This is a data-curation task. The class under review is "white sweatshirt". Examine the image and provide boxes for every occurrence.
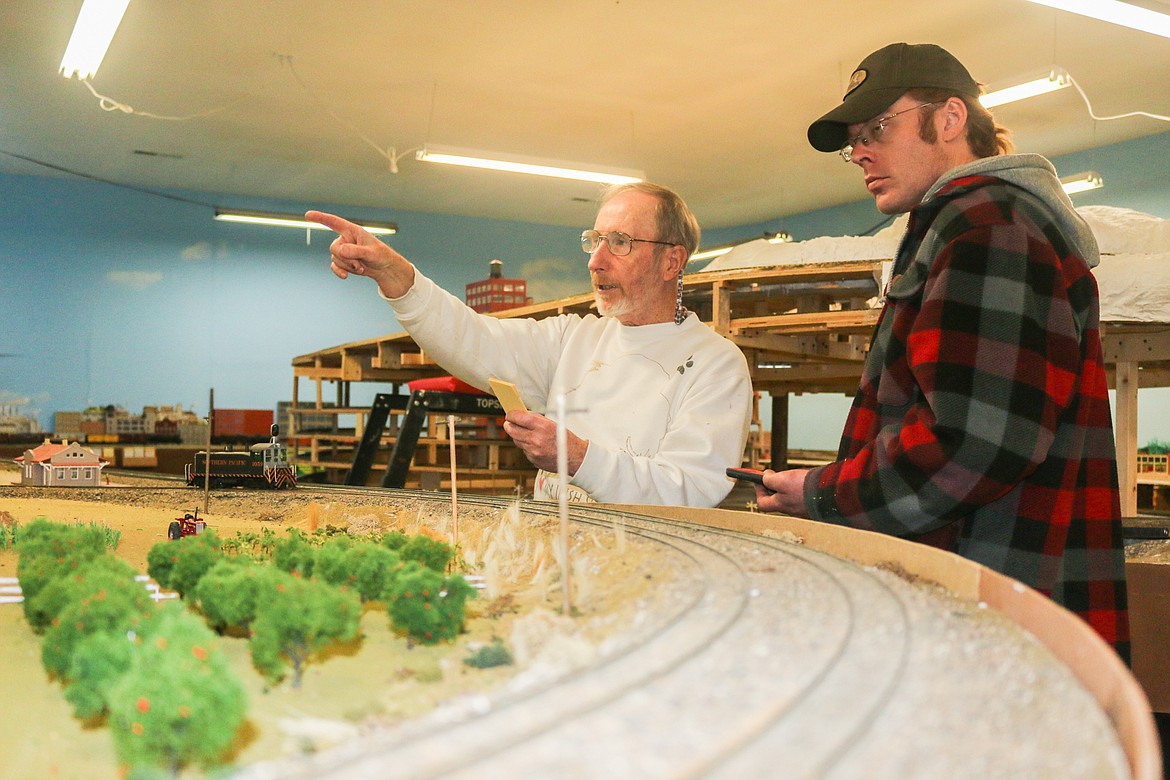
[387,272,752,507]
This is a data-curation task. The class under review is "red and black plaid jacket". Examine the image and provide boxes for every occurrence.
[805,174,1129,658]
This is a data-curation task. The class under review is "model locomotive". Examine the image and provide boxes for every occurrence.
[185,424,296,489]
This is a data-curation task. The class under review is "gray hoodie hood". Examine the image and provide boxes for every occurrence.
[922,153,1101,268]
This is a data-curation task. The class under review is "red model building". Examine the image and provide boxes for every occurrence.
[465,259,528,313]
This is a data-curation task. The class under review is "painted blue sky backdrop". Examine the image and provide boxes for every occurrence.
[3,129,1170,450]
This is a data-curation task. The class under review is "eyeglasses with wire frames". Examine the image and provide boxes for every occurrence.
[838,101,945,162]
[581,230,678,257]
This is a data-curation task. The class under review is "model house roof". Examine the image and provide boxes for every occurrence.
[15,440,106,467]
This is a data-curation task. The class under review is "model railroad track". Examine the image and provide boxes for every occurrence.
[234,489,915,780]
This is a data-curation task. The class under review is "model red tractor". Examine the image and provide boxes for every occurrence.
[168,509,207,541]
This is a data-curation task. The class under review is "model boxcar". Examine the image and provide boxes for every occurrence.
[185,425,296,489]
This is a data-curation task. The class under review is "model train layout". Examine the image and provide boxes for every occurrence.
[184,424,296,489]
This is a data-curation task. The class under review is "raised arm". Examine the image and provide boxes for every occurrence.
[304,210,416,299]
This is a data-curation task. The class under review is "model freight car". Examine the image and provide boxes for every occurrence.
[185,424,296,489]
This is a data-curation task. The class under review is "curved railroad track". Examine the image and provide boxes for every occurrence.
[234,490,947,780]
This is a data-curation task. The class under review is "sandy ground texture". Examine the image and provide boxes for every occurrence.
[0,472,675,780]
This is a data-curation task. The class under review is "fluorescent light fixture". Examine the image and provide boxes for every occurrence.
[980,69,1070,108]
[691,232,792,262]
[1024,0,1170,39]
[416,145,643,185]
[59,0,132,79]
[214,209,397,235]
[1060,171,1104,195]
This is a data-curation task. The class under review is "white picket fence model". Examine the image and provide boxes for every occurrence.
[0,575,177,605]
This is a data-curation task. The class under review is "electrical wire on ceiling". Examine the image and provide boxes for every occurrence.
[77,60,283,122]
[1063,71,1170,123]
[68,52,417,173]
[279,55,417,173]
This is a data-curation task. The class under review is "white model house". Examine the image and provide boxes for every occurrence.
[15,439,108,487]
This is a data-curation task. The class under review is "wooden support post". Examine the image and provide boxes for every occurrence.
[1115,361,1139,518]
[448,414,459,550]
[770,392,789,471]
[713,280,731,336]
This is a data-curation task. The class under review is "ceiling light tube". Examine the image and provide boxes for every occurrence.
[691,232,792,262]
[1060,171,1104,195]
[980,68,1070,108]
[214,209,397,235]
[1024,0,1170,40]
[59,0,132,80]
[416,145,643,185]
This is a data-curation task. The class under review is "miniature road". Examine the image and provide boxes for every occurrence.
[238,498,921,780]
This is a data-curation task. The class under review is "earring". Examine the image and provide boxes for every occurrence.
[674,270,687,325]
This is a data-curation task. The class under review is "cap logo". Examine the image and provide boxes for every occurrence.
[844,68,868,98]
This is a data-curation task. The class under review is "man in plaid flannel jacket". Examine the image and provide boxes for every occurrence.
[756,42,1128,658]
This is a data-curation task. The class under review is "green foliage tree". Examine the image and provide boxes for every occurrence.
[312,534,357,587]
[400,534,454,573]
[272,528,316,577]
[106,604,247,777]
[146,532,223,598]
[17,519,113,631]
[64,629,140,720]
[249,570,360,687]
[345,543,403,602]
[27,554,139,634]
[193,558,267,634]
[380,529,409,551]
[386,561,476,645]
[39,557,155,679]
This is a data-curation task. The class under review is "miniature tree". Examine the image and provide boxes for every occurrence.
[312,534,357,587]
[146,532,223,598]
[400,534,455,573]
[249,570,360,687]
[106,604,247,777]
[380,529,410,552]
[17,519,113,631]
[345,543,403,602]
[193,558,267,634]
[64,629,140,720]
[39,556,155,679]
[386,561,476,645]
[26,553,139,635]
[272,528,316,577]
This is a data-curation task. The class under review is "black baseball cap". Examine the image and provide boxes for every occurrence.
[807,42,981,153]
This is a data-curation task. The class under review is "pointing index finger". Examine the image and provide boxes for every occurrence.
[305,210,362,239]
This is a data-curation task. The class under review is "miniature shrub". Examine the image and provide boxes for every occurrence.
[65,628,141,720]
[193,558,267,634]
[312,535,357,587]
[40,557,155,680]
[272,528,316,577]
[464,638,513,669]
[249,570,360,688]
[28,555,143,638]
[17,519,111,630]
[345,544,403,602]
[107,604,247,776]
[386,561,476,645]
[146,532,222,598]
[400,535,454,573]
[89,521,122,550]
[380,529,409,551]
